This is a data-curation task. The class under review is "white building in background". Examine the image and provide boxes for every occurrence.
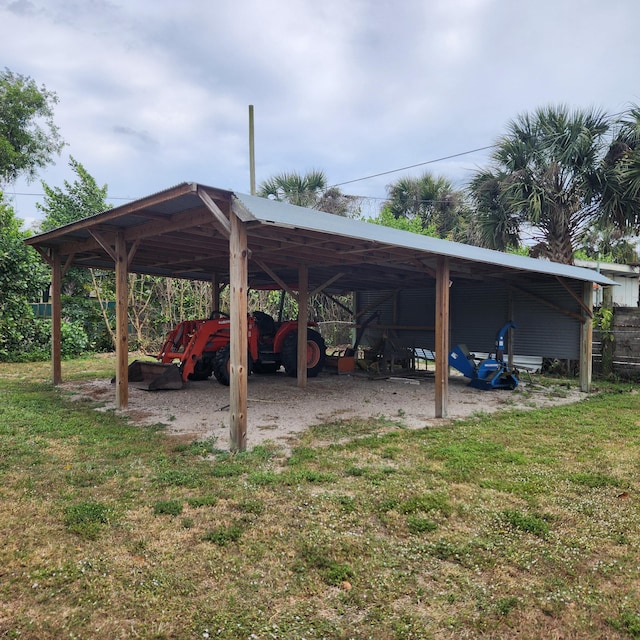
[575,260,640,307]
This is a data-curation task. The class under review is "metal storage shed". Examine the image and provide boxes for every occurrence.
[25,182,614,451]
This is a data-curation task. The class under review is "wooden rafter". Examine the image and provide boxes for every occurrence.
[555,276,593,319]
[198,186,231,237]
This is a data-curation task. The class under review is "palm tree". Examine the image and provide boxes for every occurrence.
[469,105,613,264]
[600,105,640,233]
[258,170,328,208]
[384,172,471,241]
[258,170,358,217]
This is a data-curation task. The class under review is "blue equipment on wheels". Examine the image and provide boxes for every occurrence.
[448,322,519,390]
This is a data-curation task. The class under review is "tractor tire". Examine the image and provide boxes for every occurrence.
[213,345,253,386]
[187,358,214,381]
[281,329,325,378]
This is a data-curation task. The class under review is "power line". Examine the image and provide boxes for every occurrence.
[329,144,496,188]
[0,142,508,204]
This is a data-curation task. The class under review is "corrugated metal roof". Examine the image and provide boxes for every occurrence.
[24,181,615,288]
[233,192,614,287]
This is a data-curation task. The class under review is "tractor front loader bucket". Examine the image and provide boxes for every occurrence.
[126,360,184,391]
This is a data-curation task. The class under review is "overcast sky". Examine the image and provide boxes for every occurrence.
[2,0,639,229]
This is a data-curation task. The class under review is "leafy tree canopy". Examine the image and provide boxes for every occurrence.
[381,172,476,242]
[369,205,438,236]
[0,192,49,359]
[37,157,111,296]
[0,68,64,185]
[37,156,110,231]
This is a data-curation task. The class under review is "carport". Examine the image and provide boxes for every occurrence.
[26,182,613,451]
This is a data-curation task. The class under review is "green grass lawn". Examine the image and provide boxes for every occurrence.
[1,356,640,639]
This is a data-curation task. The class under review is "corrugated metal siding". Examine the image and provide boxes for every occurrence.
[510,282,581,359]
[450,283,510,352]
[357,289,436,350]
[358,280,584,360]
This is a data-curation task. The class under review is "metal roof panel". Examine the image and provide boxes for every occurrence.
[233,192,614,286]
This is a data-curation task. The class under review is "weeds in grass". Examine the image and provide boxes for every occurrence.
[407,515,438,534]
[63,500,111,539]
[609,609,640,637]
[202,524,244,546]
[153,499,183,516]
[501,509,552,538]
[187,495,218,508]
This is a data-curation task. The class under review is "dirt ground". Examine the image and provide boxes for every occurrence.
[61,367,587,452]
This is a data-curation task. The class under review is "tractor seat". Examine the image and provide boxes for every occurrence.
[252,311,276,338]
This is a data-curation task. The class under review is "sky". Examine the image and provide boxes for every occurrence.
[2,0,639,230]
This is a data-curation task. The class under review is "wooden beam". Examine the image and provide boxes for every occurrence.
[323,292,354,317]
[253,258,299,302]
[27,182,198,242]
[61,253,76,278]
[435,257,450,418]
[231,195,255,222]
[356,324,435,331]
[297,263,309,389]
[58,207,224,258]
[309,272,344,296]
[555,276,593,319]
[115,231,129,409]
[51,249,62,385]
[198,186,231,238]
[127,239,141,267]
[34,246,53,266]
[580,281,593,393]
[88,230,117,262]
[229,210,248,452]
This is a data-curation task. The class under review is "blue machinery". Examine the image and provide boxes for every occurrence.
[448,322,519,390]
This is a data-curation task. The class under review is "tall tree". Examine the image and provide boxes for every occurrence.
[469,105,616,264]
[0,68,64,185]
[258,170,359,216]
[0,193,49,359]
[383,172,473,241]
[37,156,110,231]
[599,105,640,234]
[37,157,111,296]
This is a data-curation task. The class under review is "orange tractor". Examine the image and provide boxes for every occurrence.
[129,310,326,389]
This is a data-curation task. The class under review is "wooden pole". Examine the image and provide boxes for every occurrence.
[297,263,309,389]
[435,257,450,418]
[580,281,594,393]
[507,292,515,370]
[115,231,129,409]
[229,210,249,452]
[51,249,62,385]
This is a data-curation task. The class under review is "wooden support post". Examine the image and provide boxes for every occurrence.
[297,264,309,389]
[580,281,594,393]
[229,211,249,452]
[115,231,129,409]
[507,292,515,370]
[435,257,450,418]
[51,249,62,385]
